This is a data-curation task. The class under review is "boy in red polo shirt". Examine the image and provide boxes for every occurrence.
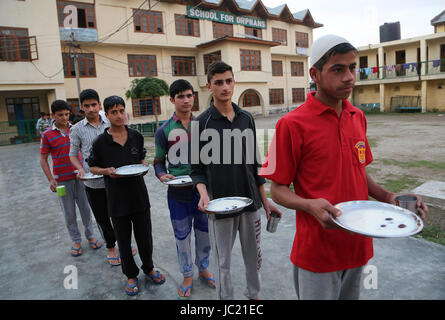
[40,100,101,257]
[260,34,428,300]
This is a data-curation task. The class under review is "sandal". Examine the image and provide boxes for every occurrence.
[107,254,121,266]
[71,245,83,257]
[177,284,192,300]
[88,239,103,250]
[199,272,216,288]
[146,270,166,285]
[125,278,139,296]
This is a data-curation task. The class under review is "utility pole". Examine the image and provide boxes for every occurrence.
[69,32,82,109]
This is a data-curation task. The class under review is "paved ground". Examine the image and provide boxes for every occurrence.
[0,115,444,300]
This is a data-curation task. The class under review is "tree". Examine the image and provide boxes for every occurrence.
[125,76,169,127]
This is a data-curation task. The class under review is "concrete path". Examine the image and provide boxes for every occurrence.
[0,143,444,300]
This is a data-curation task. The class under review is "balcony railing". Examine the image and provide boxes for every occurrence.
[357,59,445,81]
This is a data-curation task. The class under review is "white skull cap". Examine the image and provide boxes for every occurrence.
[310,34,351,67]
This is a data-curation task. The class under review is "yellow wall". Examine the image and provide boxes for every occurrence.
[427,80,445,111]
[426,38,445,61]
[357,49,379,67]
[384,82,422,112]
[353,85,380,106]
[0,0,64,86]
[435,24,445,33]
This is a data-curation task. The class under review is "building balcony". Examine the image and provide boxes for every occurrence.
[356,59,445,83]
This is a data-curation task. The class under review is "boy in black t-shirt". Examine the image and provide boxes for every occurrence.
[88,95,165,296]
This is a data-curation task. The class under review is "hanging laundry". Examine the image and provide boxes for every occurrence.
[365,67,371,76]
[402,63,410,70]
[372,67,378,73]
[395,64,402,72]
[432,60,440,68]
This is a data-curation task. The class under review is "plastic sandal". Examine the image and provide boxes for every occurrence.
[125,278,139,296]
[107,254,121,266]
[146,270,165,285]
[199,275,216,288]
[71,245,83,257]
[177,284,192,300]
[88,239,103,250]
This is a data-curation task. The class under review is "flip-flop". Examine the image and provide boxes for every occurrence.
[88,239,103,250]
[146,270,166,285]
[199,275,216,289]
[71,245,83,257]
[177,284,192,300]
[125,278,139,296]
[107,254,121,266]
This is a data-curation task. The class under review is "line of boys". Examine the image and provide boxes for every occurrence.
[40,34,428,300]
[40,61,276,298]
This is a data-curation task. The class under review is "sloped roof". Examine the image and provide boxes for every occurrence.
[431,10,445,25]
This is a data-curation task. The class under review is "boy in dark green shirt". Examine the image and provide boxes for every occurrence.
[154,80,214,299]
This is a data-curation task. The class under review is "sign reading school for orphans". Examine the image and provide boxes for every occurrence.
[187,6,267,29]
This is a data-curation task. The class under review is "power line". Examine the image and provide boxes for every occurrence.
[91,0,152,46]
[31,61,64,79]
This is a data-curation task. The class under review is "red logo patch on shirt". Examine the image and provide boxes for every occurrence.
[355,141,366,164]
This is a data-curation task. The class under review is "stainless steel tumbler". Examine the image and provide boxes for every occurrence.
[266,211,281,233]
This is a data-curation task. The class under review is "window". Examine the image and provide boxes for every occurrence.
[395,50,406,76]
[240,50,261,71]
[0,27,36,61]
[6,97,40,124]
[134,9,163,33]
[295,32,308,48]
[192,92,199,111]
[171,56,196,76]
[203,51,221,74]
[272,60,283,76]
[67,98,80,114]
[128,54,157,77]
[292,88,305,103]
[213,22,233,39]
[244,27,262,39]
[359,56,368,80]
[62,53,96,78]
[269,89,284,105]
[175,14,199,37]
[291,61,304,76]
[272,28,287,46]
[132,97,161,117]
[243,90,260,107]
[57,1,96,28]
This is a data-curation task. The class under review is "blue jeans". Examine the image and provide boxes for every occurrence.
[167,191,211,278]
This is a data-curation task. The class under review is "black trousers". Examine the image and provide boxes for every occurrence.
[84,187,116,249]
[111,210,154,279]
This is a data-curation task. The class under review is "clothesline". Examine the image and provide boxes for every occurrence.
[357,59,442,75]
